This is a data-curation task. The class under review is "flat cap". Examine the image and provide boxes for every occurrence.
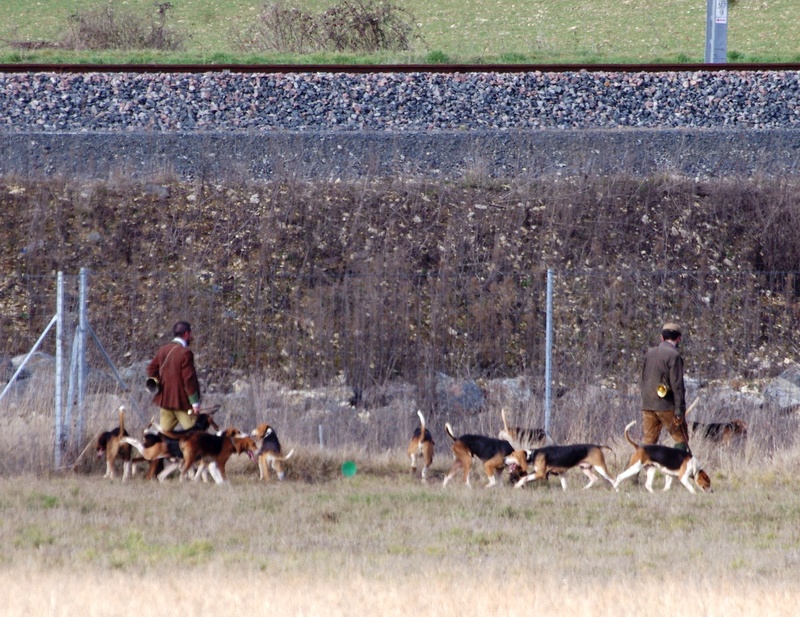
[662,322,682,334]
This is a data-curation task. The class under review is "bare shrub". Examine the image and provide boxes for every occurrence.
[233,0,416,53]
[318,0,414,53]
[232,2,322,53]
[62,2,185,51]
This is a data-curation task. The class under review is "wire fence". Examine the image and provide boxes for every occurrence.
[3,267,800,472]
[2,267,798,398]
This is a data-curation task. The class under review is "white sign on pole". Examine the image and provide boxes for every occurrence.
[705,0,728,63]
[715,0,728,24]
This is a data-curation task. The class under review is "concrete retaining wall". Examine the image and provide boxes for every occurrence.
[2,129,799,180]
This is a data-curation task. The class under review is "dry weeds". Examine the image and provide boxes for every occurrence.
[2,462,800,617]
[2,374,800,616]
[4,569,800,616]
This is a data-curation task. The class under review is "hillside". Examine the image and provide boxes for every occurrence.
[2,173,800,402]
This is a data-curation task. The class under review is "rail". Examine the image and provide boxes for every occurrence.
[1,62,799,74]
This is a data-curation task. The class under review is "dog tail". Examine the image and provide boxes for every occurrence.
[118,405,126,437]
[283,447,295,461]
[599,444,617,466]
[445,422,456,442]
[501,407,510,432]
[143,416,160,435]
[153,424,184,440]
[624,421,639,449]
[121,436,147,457]
[417,409,426,439]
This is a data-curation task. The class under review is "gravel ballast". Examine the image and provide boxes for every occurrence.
[1,69,798,179]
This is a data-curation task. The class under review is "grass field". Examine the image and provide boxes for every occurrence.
[1,0,798,64]
[2,377,799,615]
[3,455,800,616]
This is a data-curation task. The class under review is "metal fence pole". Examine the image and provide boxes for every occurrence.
[65,328,80,450]
[77,268,88,441]
[0,315,57,402]
[544,269,553,437]
[55,272,65,469]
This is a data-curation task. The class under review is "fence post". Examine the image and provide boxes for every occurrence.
[544,269,553,437]
[77,268,88,440]
[55,272,65,469]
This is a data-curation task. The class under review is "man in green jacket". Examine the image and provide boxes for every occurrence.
[146,320,201,431]
[640,322,689,451]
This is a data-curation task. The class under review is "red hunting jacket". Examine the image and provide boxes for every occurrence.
[146,341,200,412]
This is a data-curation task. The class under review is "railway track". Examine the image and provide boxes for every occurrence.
[1,62,799,74]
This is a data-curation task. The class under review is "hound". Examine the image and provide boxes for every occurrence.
[123,412,220,481]
[505,443,616,490]
[614,421,712,494]
[165,426,257,484]
[126,422,255,484]
[96,406,133,480]
[251,423,295,481]
[498,408,548,450]
[690,419,748,446]
[442,423,514,488]
[407,410,434,482]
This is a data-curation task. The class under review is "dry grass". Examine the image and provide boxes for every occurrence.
[3,364,800,615]
[2,460,800,616]
[5,570,800,616]
[5,571,797,617]
[3,381,800,615]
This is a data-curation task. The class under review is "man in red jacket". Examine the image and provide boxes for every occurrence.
[640,322,689,451]
[146,320,201,431]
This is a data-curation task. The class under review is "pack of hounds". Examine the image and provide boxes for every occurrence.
[98,404,746,492]
[96,406,293,484]
[409,407,746,494]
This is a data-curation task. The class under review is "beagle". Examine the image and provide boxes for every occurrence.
[498,408,548,451]
[614,421,712,494]
[96,406,133,481]
[251,423,295,481]
[171,427,258,483]
[124,412,220,481]
[407,410,434,482]
[127,425,256,484]
[442,422,514,488]
[504,443,616,490]
[690,419,748,446]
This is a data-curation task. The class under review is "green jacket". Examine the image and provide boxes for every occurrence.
[640,341,686,416]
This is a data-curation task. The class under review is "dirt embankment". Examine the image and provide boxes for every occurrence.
[1,173,799,397]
